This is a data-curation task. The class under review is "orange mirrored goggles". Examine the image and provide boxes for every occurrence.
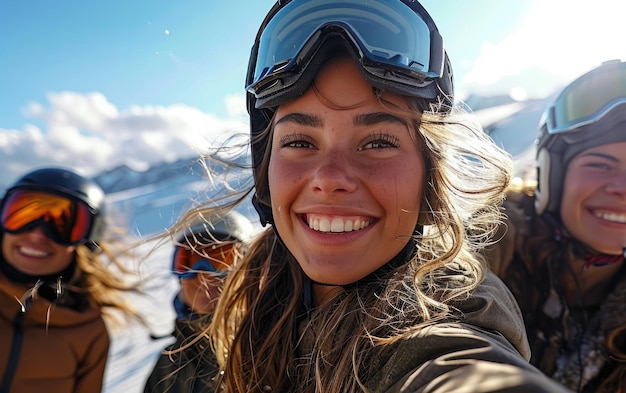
[0,189,95,245]
[172,243,237,279]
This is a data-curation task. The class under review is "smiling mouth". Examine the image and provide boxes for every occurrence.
[19,246,49,257]
[306,214,371,233]
[594,210,626,224]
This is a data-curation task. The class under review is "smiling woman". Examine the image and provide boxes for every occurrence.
[163,1,574,392]
[0,167,140,393]
[486,60,626,392]
[268,56,426,289]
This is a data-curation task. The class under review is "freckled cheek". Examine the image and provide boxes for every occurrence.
[268,157,304,216]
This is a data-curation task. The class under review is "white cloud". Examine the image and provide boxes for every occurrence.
[0,92,248,189]
[224,94,247,120]
[463,0,626,99]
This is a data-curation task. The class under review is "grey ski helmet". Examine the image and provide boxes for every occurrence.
[535,59,626,217]
[178,210,255,245]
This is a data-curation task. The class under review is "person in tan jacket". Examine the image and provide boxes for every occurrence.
[0,167,137,393]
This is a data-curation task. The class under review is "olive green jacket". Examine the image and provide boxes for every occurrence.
[362,272,572,392]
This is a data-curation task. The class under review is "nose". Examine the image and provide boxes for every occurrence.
[606,175,626,198]
[310,152,357,194]
[25,225,50,240]
[24,225,49,242]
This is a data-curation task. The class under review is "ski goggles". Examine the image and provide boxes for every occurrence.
[247,0,446,107]
[172,242,237,279]
[0,189,95,245]
[545,61,626,139]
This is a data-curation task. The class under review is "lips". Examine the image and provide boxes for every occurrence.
[306,214,371,233]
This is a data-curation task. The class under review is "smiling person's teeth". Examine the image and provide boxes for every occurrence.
[597,211,626,223]
[308,215,370,233]
[21,247,47,257]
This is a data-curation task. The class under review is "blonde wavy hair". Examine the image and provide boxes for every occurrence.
[174,94,513,392]
[69,230,143,330]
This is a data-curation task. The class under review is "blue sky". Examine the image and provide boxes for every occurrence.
[1,0,625,188]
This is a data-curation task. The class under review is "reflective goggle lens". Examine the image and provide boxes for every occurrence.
[0,190,93,244]
[548,61,626,135]
[249,0,442,101]
[172,243,237,279]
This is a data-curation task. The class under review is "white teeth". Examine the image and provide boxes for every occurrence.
[319,218,330,232]
[331,217,344,232]
[307,216,370,233]
[20,247,48,257]
[595,211,626,223]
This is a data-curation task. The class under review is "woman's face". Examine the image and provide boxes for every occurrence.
[180,274,222,314]
[2,226,75,276]
[561,141,626,254]
[178,242,237,314]
[268,56,425,285]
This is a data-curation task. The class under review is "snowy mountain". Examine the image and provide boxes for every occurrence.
[95,153,259,237]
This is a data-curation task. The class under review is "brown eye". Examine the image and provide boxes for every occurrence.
[279,133,315,149]
[359,133,400,150]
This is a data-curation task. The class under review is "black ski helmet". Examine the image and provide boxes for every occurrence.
[1,167,106,245]
[178,210,255,246]
[246,0,454,225]
[535,59,626,217]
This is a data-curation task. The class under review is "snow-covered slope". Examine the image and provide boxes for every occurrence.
[103,239,178,393]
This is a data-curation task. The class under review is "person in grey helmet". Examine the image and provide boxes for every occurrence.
[171,0,572,392]
[144,210,254,393]
[486,60,626,392]
[0,167,138,393]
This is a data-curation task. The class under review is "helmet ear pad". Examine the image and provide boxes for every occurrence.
[88,204,107,246]
[534,147,564,217]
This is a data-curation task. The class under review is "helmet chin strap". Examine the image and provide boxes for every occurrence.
[581,249,625,271]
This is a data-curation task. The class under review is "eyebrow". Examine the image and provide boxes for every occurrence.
[578,152,620,162]
[275,113,322,127]
[353,112,407,126]
[274,112,406,128]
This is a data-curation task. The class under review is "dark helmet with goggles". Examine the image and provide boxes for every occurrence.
[246,0,454,225]
[535,59,626,217]
[177,210,254,246]
[0,167,106,246]
[172,210,254,279]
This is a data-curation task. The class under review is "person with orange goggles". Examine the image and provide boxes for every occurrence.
[144,210,255,393]
[0,167,139,393]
